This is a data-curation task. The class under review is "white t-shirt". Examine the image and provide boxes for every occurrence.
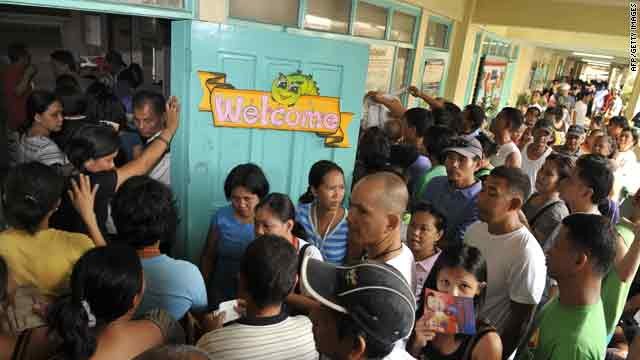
[574,100,588,127]
[490,141,521,168]
[385,244,416,296]
[464,221,547,333]
[521,144,552,190]
[380,347,416,360]
[298,238,323,296]
[614,150,640,197]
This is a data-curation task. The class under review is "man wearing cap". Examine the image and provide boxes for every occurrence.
[421,137,482,246]
[303,257,417,360]
[553,124,586,160]
[348,172,415,291]
[521,119,554,189]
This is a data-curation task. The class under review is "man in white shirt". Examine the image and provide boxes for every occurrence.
[465,166,547,357]
[572,91,593,127]
[348,172,416,290]
[133,90,172,185]
[303,258,416,360]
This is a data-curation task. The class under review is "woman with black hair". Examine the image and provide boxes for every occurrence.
[8,90,71,174]
[297,160,349,265]
[255,193,323,314]
[112,176,207,321]
[200,163,270,309]
[0,163,104,297]
[51,96,180,237]
[47,245,184,360]
[408,245,502,360]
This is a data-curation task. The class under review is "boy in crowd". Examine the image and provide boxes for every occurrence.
[196,235,318,359]
[517,214,616,360]
[557,154,640,338]
[302,258,416,360]
[465,166,547,357]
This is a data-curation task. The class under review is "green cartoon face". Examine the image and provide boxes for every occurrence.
[271,71,319,106]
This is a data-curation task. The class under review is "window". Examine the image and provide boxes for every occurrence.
[425,20,449,49]
[391,48,411,90]
[354,2,388,40]
[304,0,351,34]
[390,11,416,43]
[229,0,299,27]
[113,0,184,8]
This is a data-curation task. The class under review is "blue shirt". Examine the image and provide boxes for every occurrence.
[209,205,255,307]
[136,255,208,320]
[296,202,348,265]
[422,176,482,245]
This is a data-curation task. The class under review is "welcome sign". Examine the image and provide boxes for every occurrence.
[198,71,353,147]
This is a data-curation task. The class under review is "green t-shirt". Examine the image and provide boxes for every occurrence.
[517,297,606,360]
[415,165,447,200]
[601,223,634,335]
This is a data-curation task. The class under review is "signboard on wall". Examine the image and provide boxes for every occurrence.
[473,56,508,111]
[422,58,445,96]
[365,45,394,91]
[198,71,353,148]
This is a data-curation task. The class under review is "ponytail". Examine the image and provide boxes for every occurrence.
[47,296,98,360]
[292,221,308,241]
[298,186,315,204]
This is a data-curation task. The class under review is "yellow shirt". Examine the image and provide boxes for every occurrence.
[0,228,94,296]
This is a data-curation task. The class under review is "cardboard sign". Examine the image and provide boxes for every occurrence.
[198,71,353,148]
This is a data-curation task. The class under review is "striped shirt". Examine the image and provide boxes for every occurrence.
[196,312,319,360]
[8,133,68,167]
[296,202,348,265]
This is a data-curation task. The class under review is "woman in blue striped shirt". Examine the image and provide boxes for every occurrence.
[296,160,349,265]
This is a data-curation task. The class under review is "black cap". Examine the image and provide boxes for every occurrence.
[301,258,416,346]
[567,124,586,137]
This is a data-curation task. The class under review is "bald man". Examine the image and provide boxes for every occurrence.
[348,172,416,291]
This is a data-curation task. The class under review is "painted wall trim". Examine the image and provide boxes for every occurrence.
[1,0,197,19]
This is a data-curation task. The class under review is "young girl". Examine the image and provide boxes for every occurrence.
[255,193,323,314]
[297,160,349,265]
[47,246,183,359]
[200,163,269,308]
[407,202,446,298]
[522,153,572,246]
[407,246,502,360]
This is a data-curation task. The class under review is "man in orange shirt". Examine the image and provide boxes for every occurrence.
[2,43,37,131]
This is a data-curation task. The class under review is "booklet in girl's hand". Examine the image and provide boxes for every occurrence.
[423,289,476,335]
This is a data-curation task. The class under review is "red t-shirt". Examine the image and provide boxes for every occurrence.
[2,63,29,131]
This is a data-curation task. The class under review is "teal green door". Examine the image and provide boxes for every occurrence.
[170,21,369,260]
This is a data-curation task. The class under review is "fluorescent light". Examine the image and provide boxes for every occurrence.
[573,52,614,60]
[582,59,611,66]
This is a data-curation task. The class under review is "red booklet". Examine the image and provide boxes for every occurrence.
[423,289,476,335]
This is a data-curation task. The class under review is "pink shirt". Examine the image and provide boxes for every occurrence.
[414,249,442,298]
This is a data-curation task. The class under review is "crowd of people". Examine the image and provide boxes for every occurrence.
[2,40,640,360]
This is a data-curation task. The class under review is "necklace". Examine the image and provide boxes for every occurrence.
[367,244,403,261]
[311,203,339,251]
